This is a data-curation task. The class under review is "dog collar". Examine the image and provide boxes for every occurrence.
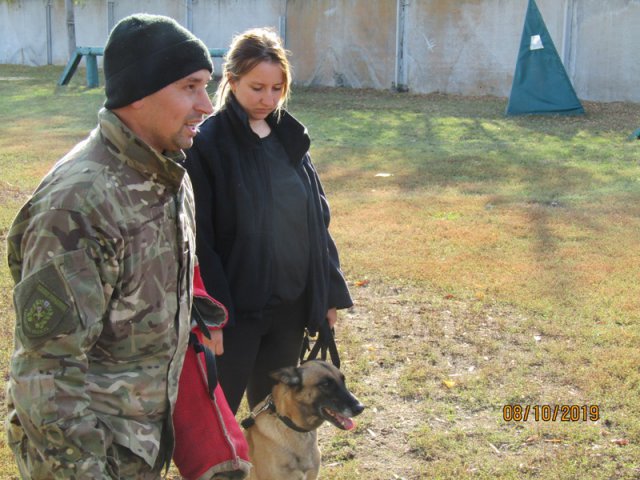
[241,395,312,433]
[268,400,312,433]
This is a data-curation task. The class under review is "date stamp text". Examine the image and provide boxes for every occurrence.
[502,404,600,422]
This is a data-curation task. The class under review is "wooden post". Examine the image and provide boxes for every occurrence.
[85,54,99,88]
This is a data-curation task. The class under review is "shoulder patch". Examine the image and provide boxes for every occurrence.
[22,282,70,338]
[14,261,75,348]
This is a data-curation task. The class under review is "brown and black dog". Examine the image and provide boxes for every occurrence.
[242,360,365,480]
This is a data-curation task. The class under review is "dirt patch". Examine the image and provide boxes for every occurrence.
[316,278,594,479]
[317,279,494,479]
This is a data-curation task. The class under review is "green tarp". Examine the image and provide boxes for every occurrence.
[506,0,584,116]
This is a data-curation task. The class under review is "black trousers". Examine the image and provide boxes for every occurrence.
[216,296,307,414]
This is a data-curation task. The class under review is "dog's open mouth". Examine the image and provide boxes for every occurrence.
[322,407,356,431]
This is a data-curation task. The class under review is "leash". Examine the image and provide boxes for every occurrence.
[299,320,340,369]
[240,396,272,429]
[241,395,311,433]
[190,302,218,397]
[189,332,217,398]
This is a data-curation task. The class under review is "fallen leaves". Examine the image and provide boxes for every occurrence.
[522,434,630,450]
[611,438,629,446]
[442,379,457,389]
[522,435,563,444]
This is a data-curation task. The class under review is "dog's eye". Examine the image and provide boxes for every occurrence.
[319,379,333,388]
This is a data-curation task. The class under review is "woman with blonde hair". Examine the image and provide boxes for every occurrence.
[184,27,352,414]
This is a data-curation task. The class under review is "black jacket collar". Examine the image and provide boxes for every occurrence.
[224,94,311,167]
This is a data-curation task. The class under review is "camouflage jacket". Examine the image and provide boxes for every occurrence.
[5,109,224,478]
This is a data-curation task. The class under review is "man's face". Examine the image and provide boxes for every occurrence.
[137,69,213,152]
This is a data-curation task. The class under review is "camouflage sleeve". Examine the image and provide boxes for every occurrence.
[9,208,117,478]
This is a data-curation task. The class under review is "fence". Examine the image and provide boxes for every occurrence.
[1,0,639,102]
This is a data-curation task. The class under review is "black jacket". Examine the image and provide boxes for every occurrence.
[184,95,352,334]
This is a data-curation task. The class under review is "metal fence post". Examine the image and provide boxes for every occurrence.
[394,0,408,92]
[46,0,53,65]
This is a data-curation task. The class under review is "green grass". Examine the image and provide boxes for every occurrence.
[1,65,639,479]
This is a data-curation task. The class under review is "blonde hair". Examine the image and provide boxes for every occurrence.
[215,27,292,115]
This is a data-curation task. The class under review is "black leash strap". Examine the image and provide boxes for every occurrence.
[299,320,341,369]
[191,302,212,339]
[189,332,218,398]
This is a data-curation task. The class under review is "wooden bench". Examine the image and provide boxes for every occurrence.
[58,47,227,88]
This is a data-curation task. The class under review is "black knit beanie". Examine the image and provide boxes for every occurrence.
[104,13,212,109]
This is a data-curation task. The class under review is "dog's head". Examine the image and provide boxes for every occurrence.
[269,360,365,431]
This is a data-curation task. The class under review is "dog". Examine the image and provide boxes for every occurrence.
[242,360,365,480]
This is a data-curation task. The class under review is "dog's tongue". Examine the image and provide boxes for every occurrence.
[343,417,356,431]
[325,408,357,430]
[337,413,356,431]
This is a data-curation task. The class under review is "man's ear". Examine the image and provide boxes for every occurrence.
[113,98,145,115]
[129,98,145,110]
[269,366,302,387]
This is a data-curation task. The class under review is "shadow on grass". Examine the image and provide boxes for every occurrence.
[304,97,640,322]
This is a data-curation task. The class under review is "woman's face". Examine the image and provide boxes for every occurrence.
[230,60,285,122]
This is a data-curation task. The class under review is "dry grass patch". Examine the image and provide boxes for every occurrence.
[317,279,640,479]
[328,183,640,326]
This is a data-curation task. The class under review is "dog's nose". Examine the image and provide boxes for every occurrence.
[352,402,365,416]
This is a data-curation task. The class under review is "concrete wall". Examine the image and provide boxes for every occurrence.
[569,0,640,102]
[285,0,396,89]
[403,0,522,97]
[1,0,639,102]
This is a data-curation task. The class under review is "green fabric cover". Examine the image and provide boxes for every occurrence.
[506,0,584,116]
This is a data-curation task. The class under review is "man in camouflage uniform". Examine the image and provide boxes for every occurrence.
[5,14,223,479]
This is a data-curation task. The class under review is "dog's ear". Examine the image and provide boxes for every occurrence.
[269,366,302,387]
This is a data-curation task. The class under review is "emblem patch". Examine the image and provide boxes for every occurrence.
[24,299,54,335]
[21,283,69,339]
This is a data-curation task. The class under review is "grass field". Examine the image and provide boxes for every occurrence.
[1,65,639,479]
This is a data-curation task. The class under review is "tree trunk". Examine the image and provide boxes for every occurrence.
[65,0,76,59]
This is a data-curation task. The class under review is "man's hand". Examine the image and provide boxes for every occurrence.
[201,329,224,355]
